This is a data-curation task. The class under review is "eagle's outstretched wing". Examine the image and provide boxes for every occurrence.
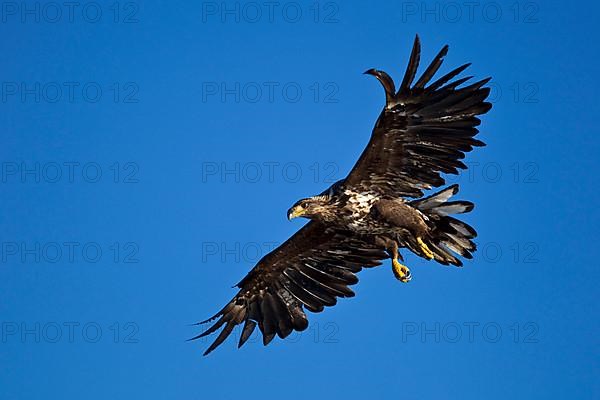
[344,35,492,198]
[194,222,387,355]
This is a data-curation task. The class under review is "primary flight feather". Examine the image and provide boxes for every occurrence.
[195,35,492,355]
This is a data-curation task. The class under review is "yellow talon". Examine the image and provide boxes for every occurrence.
[392,258,411,283]
[417,237,434,260]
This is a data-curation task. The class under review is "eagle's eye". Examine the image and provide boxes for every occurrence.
[301,201,310,208]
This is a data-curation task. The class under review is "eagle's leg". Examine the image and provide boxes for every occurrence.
[417,237,435,260]
[387,240,411,283]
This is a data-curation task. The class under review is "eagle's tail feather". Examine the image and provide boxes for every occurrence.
[410,184,477,266]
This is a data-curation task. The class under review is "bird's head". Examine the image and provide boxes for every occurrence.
[287,195,332,221]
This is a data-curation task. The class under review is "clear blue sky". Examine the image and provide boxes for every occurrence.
[2,1,599,399]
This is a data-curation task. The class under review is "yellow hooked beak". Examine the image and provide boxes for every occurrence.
[287,206,305,221]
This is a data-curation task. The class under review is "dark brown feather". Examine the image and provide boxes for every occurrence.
[195,222,388,355]
[346,37,492,198]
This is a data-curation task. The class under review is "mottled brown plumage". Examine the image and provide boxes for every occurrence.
[196,35,491,355]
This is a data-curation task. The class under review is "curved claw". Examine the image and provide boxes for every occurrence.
[392,259,412,283]
[417,237,434,260]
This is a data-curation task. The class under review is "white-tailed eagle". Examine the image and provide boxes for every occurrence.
[195,35,492,355]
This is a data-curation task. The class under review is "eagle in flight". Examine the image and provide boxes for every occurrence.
[196,35,492,355]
